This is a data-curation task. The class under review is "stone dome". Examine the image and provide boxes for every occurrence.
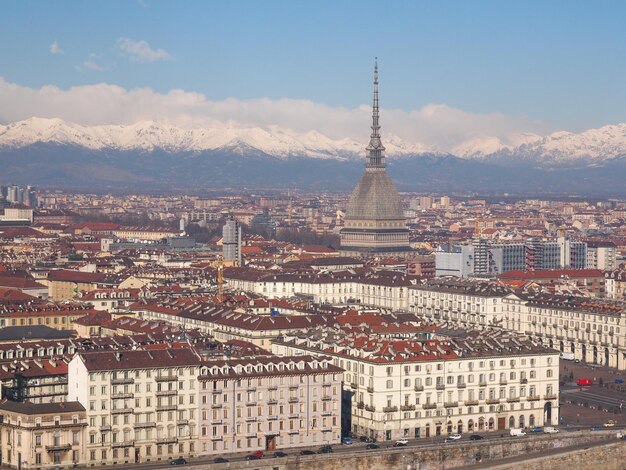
[345,171,404,221]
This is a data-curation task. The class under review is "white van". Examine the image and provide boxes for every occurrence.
[543,427,559,434]
[510,428,527,437]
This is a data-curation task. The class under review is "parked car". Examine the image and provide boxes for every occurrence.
[469,434,483,440]
[274,451,288,458]
[394,438,409,447]
[447,433,462,440]
[213,457,229,463]
[590,425,603,431]
[604,420,617,427]
[250,450,265,458]
[366,443,380,449]
[543,427,559,434]
[170,457,187,465]
[300,450,316,455]
[510,428,527,437]
[318,445,333,454]
[615,378,624,384]
[341,436,353,445]
[359,435,373,443]
[529,426,542,433]
[577,378,592,386]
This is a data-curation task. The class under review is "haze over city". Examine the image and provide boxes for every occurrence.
[1,2,626,470]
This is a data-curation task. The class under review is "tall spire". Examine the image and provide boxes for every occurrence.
[366,58,386,171]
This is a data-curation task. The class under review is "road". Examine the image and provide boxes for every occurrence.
[101,427,624,470]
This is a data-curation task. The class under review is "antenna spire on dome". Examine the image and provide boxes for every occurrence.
[366,58,385,170]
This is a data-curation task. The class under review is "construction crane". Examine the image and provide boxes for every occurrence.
[210,259,225,303]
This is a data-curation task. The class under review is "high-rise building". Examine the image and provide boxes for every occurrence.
[222,217,242,266]
[340,62,410,257]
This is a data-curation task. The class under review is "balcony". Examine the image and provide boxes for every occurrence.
[288,413,299,419]
[367,386,374,393]
[246,401,257,407]
[350,383,357,390]
[157,405,178,412]
[400,404,416,411]
[111,441,135,449]
[157,437,177,445]
[289,385,298,390]
[464,400,479,406]
[456,382,467,389]
[486,399,500,405]
[288,397,299,403]
[112,392,134,400]
[364,404,376,412]
[414,385,424,392]
[444,401,458,408]
[111,378,134,385]
[382,406,398,413]
[155,375,177,382]
[245,416,257,422]
[321,395,332,401]
[527,395,540,401]
[211,403,223,409]
[520,378,528,384]
[177,419,189,426]
[267,399,278,405]
[156,390,177,397]
[111,408,133,415]
[544,394,557,400]
[100,425,112,432]
[134,422,156,429]
[268,385,278,391]
[211,436,223,442]
[211,419,223,425]
[422,403,437,410]
[499,380,508,386]
[46,444,72,452]
[479,381,487,387]
[356,402,365,410]
[246,387,257,393]
[507,397,520,403]
[267,416,278,421]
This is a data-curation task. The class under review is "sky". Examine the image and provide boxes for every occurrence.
[2,0,626,152]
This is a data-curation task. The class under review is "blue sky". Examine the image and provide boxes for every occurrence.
[2,1,626,150]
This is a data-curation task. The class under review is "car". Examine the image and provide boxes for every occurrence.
[274,451,288,458]
[591,425,603,431]
[366,443,380,449]
[616,378,624,384]
[577,378,592,386]
[341,436,353,445]
[245,455,261,461]
[170,457,187,465]
[318,445,333,454]
[448,434,462,440]
[530,426,543,433]
[604,420,617,427]
[543,427,559,434]
[300,450,316,455]
[510,428,527,437]
[213,457,229,463]
[469,434,483,441]
[394,438,409,447]
[359,435,373,443]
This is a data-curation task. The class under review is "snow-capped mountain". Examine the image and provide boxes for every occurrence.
[0,117,432,160]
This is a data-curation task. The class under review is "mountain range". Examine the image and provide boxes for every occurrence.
[2,117,626,194]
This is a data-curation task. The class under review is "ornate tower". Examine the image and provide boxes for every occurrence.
[340,61,411,257]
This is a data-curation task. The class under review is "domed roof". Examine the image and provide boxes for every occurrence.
[345,171,404,221]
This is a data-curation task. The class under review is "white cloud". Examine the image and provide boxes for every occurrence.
[116,37,173,63]
[81,60,106,72]
[49,41,63,55]
[0,76,550,152]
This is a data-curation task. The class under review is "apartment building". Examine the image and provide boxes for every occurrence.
[502,293,626,369]
[197,356,342,456]
[409,278,626,370]
[67,349,201,466]
[274,328,559,441]
[586,241,617,270]
[0,401,86,469]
